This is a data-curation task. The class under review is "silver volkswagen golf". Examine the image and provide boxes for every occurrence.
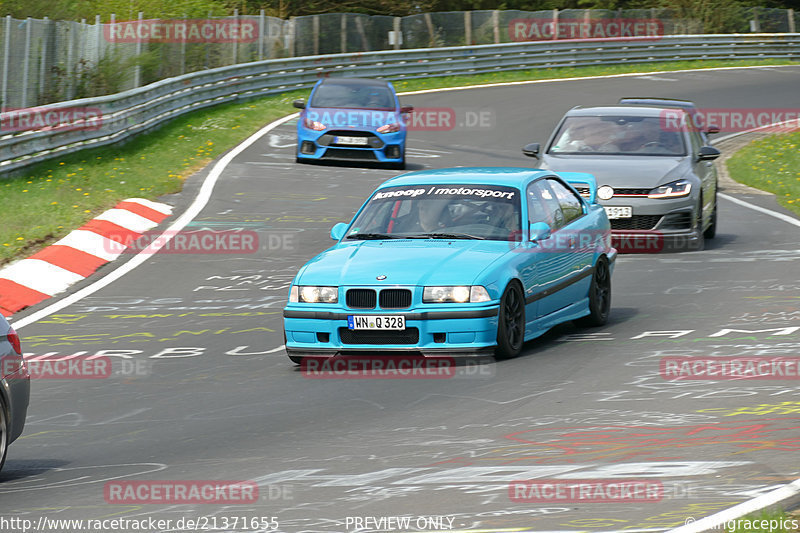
[523,105,720,252]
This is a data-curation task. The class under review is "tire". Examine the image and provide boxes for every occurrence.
[0,395,8,473]
[704,191,717,240]
[495,281,525,360]
[575,256,611,328]
[690,196,705,251]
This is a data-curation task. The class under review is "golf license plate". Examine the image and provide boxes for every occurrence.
[348,315,405,330]
[335,136,369,146]
[604,206,632,219]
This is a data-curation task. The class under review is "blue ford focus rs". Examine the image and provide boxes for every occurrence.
[293,77,412,169]
[283,167,616,363]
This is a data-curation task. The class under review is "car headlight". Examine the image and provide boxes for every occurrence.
[303,118,326,131]
[377,123,401,133]
[648,179,692,199]
[290,285,338,303]
[423,286,491,303]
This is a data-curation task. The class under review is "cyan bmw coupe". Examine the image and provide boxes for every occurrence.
[283,167,616,363]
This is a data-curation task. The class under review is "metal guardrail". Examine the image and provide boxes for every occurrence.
[1,33,798,176]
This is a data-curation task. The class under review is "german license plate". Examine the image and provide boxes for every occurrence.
[335,136,368,146]
[347,315,405,330]
[604,206,632,219]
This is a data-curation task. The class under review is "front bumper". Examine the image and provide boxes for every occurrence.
[603,195,702,252]
[296,128,405,163]
[283,305,499,357]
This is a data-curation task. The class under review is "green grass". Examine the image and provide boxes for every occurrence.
[726,130,800,217]
[1,57,797,265]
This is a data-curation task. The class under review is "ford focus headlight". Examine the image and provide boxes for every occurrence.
[423,286,491,303]
[648,179,692,199]
[290,285,338,303]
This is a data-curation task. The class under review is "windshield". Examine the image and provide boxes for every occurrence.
[549,115,687,156]
[347,184,521,241]
[310,83,396,110]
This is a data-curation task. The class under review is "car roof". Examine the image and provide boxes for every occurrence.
[565,105,688,118]
[378,167,552,189]
[317,77,391,88]
[618,97,697,109]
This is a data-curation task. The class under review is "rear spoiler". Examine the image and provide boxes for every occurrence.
[558,172,598,204]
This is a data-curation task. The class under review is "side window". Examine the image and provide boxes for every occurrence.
[548,179,584,226]
[527,180,564,229]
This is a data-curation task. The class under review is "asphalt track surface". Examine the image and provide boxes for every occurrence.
[3,65,800,532]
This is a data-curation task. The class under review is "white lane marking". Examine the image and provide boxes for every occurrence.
[636,75,677,81]
[0,259,84,296]
[720,193,800,228]
[12,113,299,329]
[53,230,123,262]
[94,208,159,233]
[123,198,173,215]
[667,478,800,533]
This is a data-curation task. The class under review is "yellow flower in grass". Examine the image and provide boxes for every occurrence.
[51,201,58,205]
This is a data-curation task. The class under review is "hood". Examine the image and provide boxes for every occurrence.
[304,107,402,130]
[541,154,690,189]
[296,240,510,287]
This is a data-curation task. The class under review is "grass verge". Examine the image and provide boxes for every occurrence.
[726,130,800,218]
[1,57,796,265]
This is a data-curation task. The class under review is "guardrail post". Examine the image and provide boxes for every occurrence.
[552,9,559,40]
[1,16,11,110]
[492,10,500,43]
[39,17,50,104]
[180,14,186,75]
[424,13,435,46]
[465,11,471,45]
[340,14,347,53]
[312,15,319,55]
[288,17,296,57]
[789,9,796,33]
[21,17,31,108]
[94,14,101,65]
[751,7,761,32]
[134,12,142,86]
[66,20,74,100]
[233,9,239,65]
[393,17,400,50]
[258,10,265,60]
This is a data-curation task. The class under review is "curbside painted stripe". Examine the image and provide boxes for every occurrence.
[0,197,172,316]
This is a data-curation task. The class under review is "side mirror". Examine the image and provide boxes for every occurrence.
[400,105,414,114]
[705,126,720,135]
[330,222,348,241]
[697,146,720,161]
[529,221,552,242]
[292,99,306,109]
[522,143,540,158]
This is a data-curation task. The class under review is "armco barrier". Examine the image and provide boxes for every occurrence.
[1,33,798,176]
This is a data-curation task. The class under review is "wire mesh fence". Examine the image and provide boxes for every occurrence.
[0,7,797,110]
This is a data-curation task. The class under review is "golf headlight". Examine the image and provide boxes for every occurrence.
[303,118,326,131]
[423,286,491,303]
[377,123,401,133]
[290,285,338,303]
[648,179,692,199]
